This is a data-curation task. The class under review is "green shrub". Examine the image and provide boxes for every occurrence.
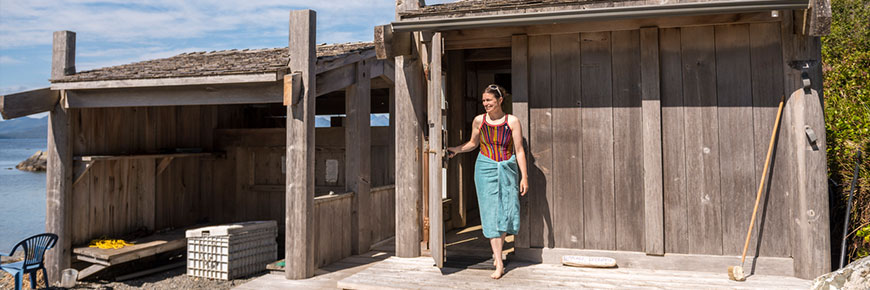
[823,0,870,263]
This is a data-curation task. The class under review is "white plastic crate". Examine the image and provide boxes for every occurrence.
[186,220,277,280]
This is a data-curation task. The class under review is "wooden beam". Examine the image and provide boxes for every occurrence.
[65,83,283,108]
[442,12,779,50]
[0,87,59,119]
[640,27,664,256]
[396,0,425,19]
[46,30,75,284]
[316,63,356,97]
[427,32,444,268]
[286,9,316,280]
[51,73,280,90]
[316,49,377,74]
[347,60,373,254]
[511,35,530,250]
[394,54,423,258]
[283,72,302,106]
[806,0,832,36]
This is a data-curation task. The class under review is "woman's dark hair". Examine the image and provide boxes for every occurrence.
[484,84,506,99]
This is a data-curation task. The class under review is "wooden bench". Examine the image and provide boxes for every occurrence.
[73,227,189,280]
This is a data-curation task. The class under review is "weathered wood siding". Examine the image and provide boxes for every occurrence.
[69,106,396,251]
[514,23,791,257]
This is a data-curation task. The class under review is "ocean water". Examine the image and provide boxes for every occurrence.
[0,138,47,250]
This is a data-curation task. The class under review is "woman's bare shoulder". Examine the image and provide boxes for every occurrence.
[507,115,522,128]
[472,114,485,124]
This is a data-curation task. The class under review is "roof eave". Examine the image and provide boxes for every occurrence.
[392,0,808,32]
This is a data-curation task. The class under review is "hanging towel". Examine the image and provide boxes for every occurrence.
[474,153,520,239]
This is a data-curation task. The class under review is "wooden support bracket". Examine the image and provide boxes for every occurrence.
[72,161,93,186]
[156,157,175,175]
[283,72,303,106]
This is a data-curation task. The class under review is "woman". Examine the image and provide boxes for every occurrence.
[447,84,528,279]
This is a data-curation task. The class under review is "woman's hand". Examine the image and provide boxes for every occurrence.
[519,178,529,196]
[446,147,458,159]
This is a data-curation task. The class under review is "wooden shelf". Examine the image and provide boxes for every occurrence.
[74,152,218,162]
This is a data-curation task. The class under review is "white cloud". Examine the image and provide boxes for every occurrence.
[0,85,35,95]
[0,56,23,64]
[0,0,396,48]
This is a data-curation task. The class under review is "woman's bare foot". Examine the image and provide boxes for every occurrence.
[490,262,504,279]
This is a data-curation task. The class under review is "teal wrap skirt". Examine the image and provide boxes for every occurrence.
[474,153,520,239]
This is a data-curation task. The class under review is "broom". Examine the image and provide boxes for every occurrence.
[728,95,785,281]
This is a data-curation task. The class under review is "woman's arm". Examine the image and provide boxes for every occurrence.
[447,115,483,158]
[509,116,529,196]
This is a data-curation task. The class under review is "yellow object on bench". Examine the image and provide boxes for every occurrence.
[88,238,134,249]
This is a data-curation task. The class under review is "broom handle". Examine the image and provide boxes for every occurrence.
[741,95,785,264]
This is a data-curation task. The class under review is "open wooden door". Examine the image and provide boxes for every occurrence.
[427,32,446,268]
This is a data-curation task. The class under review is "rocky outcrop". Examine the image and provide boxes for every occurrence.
[812,256,870,290]
[16,150,46,172]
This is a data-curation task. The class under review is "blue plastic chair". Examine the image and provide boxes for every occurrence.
[0,233,58,290]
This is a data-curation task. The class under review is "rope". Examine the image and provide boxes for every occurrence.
[88,238,134,249]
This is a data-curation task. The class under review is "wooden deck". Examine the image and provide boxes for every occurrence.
[235,225,811,289]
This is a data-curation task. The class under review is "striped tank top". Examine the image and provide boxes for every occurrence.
[479,114,514,162]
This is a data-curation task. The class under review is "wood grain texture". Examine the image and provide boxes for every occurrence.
[660,27,689,254]
[714,24,757,256]
[347,59,373,255]
[749,22,789,258]
[45,103,73,283]
[680,26,723,255]
[286,9,317,279]
[427,32,444,268]
[394,55,423,258]
[528,34,554,248]
[640,27,664,256]
[511,35,531,250]
[611,29,644,252]
[580,31,615,251]
[549,33,583,249]
[0,88,59,119]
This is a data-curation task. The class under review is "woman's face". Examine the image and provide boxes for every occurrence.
[482,92,502,113]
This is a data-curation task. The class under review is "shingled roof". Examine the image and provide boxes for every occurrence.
[53,42,374,83]
[399,0,740,19]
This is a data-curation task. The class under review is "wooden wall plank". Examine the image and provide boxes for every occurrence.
[549,33,583,249]
[749,21,789,258]
[611,29,644,252]
[580,31,615,251]
[680,26,723,255]
[640,27,664,256]
[511,35,531,250]
[71,109,90,245]
[660,27,689,254]
[446,50,467,230]
[714,24,757,256]
[394,54,423,258]
[528,34,554,248]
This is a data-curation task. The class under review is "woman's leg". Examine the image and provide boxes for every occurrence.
[490,233,506,279]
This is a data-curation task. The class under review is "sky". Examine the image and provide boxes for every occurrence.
[0,0,451,119]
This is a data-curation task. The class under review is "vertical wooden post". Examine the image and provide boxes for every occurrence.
[427,32,444,268]
[45,30,75,284]
[286,9,316,280]
[640,27,664,256]
[395,0,425,19]
[394,55,423,258]
[511,35,530,250]
[783,10,830,278]
[347,59,373,254]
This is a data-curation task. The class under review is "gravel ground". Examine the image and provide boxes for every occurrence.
[71,267,265,290]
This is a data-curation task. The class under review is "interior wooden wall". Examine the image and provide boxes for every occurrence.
[513,22,790,257]
[69,104,396,253]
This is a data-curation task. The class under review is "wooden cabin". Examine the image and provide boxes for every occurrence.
[0,11,397,282]
[384,0,833,280]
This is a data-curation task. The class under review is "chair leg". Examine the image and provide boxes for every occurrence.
[14,272,22,290]
[41,267,49,288]
[29,271,37,289]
